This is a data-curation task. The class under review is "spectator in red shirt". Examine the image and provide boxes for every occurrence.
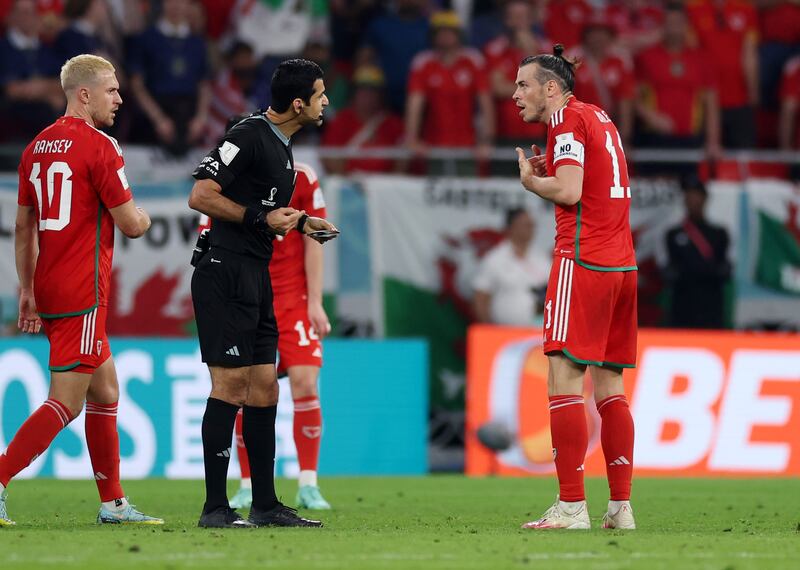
[203,41,259,148]
[544,0,593,50]
[778,55,800,150]
[635,3,721,157]
[405,11,495,170]
[758,1,800,117]
[570,16,635,145]
[686,0,758,148]
[483,0,548,147]
[321,64,404,174]
[604,0,664,54]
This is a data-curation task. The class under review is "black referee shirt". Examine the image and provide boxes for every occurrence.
[192,114,296,260]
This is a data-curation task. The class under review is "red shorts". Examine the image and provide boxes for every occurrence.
[542,256,638,368]
[41,306,112,373]
[275,298,323,375]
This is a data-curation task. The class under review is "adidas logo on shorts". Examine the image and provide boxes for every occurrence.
[225,346,240,356]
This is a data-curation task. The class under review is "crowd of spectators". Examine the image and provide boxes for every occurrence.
[1,0,799,171]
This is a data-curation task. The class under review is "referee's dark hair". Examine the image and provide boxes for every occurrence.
[520,44,579,94]
[271,58,324,113]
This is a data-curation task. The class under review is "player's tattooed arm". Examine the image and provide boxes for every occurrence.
[516,147,582,206]
[14,205,41,334]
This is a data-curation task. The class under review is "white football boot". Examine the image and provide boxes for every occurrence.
[602,500,636,529]
[521,496,591,530]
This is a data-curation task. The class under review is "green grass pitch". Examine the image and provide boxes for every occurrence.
[2,477,799,569]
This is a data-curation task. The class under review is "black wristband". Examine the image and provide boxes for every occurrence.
[243,207,261,226]
[297,213,309,234]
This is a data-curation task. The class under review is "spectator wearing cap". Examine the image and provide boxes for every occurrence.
[321,65,404,175]
[0,0,63,141]
[570,15,634,146]
[604,0,664,54]
[127,0,210,155]
[635,3,721,160]
[364,0,429,113]
[543,0,593,50]
[405,10,494,174]
[665,178,731,329]
[778,55,800,150]
[685,0,758,149]
[472,208,550,327]
[54,0,119,62]
[483,0,548,151]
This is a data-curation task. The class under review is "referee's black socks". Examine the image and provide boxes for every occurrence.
[242,404,279,511]
[201,397,239,513]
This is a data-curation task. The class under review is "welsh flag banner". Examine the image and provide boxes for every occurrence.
[755,204,800,295]
[360,176,711,413]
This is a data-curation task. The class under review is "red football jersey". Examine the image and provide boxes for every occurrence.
[270,163,327,301]
[407,48,490,146]
[544,0,593,49]
[321,107,404,173]
[570,49,635,117]
[545,98,636,270]
[686,0,757,109]
[780,56,800,148]
[17,116,133,317]
[635,44,714,136]
[483,36,548,140]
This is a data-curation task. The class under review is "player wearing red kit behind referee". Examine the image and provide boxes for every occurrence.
[0,54,162,526]
[513,45,637,530]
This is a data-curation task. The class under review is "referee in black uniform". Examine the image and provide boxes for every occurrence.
[188,59,337,528]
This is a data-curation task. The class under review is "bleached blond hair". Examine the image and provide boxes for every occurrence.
[60,54,116,93]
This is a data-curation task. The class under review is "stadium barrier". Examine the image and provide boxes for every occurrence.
[465,325,800,477]
[0,338,428,478]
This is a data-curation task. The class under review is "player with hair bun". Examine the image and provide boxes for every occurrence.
[513,44,638,530]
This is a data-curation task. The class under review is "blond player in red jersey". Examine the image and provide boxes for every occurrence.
[0,54,162,526]
[512,45,637,530]
[197,160,332,511]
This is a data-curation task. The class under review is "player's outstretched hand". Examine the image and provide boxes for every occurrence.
[308,301,331,338]
[304,217,340,244]
[266,207,304,236]
[18,290,41,334]
[529,144,546,177]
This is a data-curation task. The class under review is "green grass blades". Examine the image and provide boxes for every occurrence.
[1,477,799,569]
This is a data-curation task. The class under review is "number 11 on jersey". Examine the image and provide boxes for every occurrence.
[604,131,630,199]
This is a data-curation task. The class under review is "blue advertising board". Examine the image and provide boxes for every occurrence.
[0,338,428,478]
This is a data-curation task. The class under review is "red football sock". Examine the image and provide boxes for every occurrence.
[0,399,72,487]
[234,409,250,480]
[85,401,124,502]
[293,396,322,473]
[549,395,588,502]
[597,395,634,501]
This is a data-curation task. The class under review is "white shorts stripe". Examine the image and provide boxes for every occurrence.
[559,260,574,342]
[552,258,566,340]
[80,313,88,354]
[88,308,97,355]
[555,260,571,342]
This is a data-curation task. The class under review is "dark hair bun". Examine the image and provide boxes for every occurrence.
[553,44,565,58]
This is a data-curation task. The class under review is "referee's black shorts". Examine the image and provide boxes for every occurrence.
[191,247,278,367]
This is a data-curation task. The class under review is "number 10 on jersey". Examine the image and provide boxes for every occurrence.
[29,161,73,231]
